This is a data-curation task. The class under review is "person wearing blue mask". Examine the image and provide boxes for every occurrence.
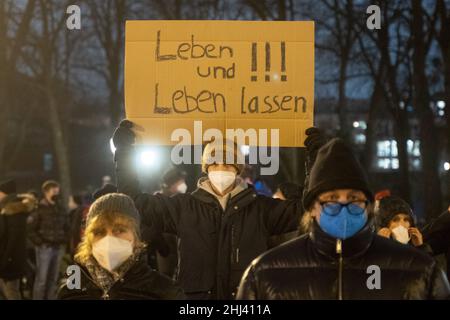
[237,138,450,300]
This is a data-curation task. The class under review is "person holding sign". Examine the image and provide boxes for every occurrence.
[111,120,318,299]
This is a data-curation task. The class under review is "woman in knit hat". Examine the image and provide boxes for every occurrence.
[376,196,431,252]
[57,193,184,300]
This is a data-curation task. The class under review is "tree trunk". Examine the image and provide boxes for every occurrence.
[437,0,450,200]
[411,0,443,219]
[40,0,72,205]
[0,0,35,175]
[392,110,411,203]
[47,90,72,204]
[377,11,411,202]
[0,0,7,175]
[363,64,385,171]
[337,55,349,137]
[108,77,122,127]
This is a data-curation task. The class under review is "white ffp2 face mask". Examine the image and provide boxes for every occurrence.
[208,171,236,194]
[92,235,133,272]
[391,225,410,244]
[176,182,188,194]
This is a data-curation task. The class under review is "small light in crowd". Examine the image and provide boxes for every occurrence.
[273,73,279,81]
[241,145,250,156]
[109,138,116,154]
[353,121,360,128]
[444,162,450,171]
[437,100,446,109]
[355,133,366,144]
[438,110,445,117]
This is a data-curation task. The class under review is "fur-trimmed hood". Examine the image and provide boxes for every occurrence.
[0,193,38,215]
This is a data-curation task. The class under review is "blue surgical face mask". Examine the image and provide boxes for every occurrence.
[319,204,367,240]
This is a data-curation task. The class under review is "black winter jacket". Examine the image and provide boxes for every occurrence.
[115,150,302,299]
[237,222,450,300]
[27,198,69,246]
[423,209,450,280]
[0,194,37,280]
[57,256,185,300]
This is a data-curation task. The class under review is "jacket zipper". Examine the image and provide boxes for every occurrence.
[336,239,343,300]
[231,225,239,264]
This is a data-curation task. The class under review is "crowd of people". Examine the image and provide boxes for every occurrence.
[0,122,449,300]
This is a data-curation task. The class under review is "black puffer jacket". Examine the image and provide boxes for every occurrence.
[0,194,37,280]
[27,198,69,246]
[423,209,450,280]
[57,256,185,300]
[237,222,450,300]
[116,150,302,299]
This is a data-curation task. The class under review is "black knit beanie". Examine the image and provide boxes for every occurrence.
[377,196,415,228]
[303,138,374,210]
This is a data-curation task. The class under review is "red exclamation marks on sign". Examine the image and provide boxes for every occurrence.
[251,43,257,82]
[281,41,287,82]
[265,42,271,82]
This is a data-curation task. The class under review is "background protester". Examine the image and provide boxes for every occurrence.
[0,179,37,299]
[112,120,303,299]
[93,184,118,200]
[155,168,188,196]
[28,180,69,300]
[237,139,450,300]
[376,196,432,253]
[273,182,304,201]
[58,193,185,300]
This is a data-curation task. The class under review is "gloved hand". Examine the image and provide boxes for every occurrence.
[112,120,135,149]
[304,127,328,158]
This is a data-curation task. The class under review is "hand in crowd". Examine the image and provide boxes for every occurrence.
[409,227,423,247]
[377,228,391,238]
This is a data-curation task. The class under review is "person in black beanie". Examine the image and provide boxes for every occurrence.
[237,138,450,300]
[376,196,431,253]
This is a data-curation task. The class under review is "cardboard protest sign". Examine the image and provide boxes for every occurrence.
[125,20,314,147]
